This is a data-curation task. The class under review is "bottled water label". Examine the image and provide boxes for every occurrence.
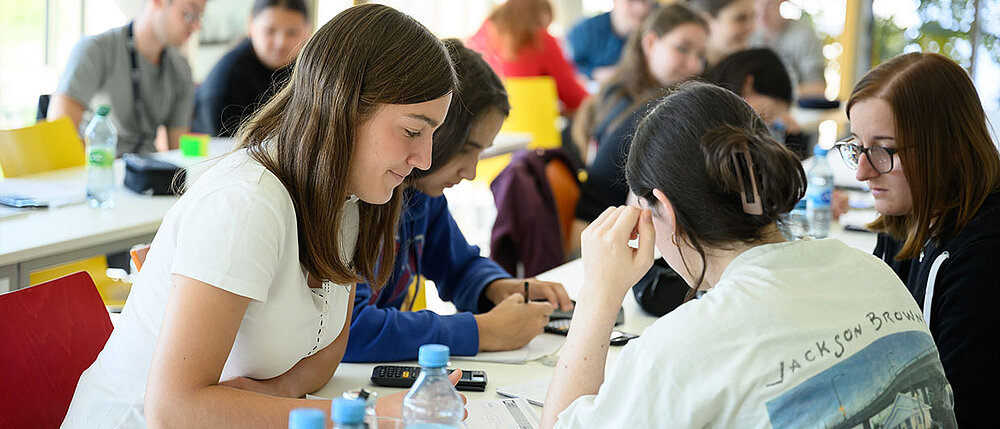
[88,148,114,168]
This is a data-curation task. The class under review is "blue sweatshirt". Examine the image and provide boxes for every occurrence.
[344,190,512,362]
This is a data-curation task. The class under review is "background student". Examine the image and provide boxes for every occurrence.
[842,52,1000,427]
[467,0,588,115]
[540,82,955,428]
[750,0,827,98]
[571,4,708,250]
[192,0,311,137]
[688,0,756,67]
[566,0,655,83]
[61,5,459,427]
[48,0,204,154]
[345,39,572,363]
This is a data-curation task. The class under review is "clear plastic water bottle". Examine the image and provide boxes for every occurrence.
[780,198,809,240]
[331,398,366,429]
[806,145,834,238]
[85,105,117,208]
[402,344,464,428]
[288,408,324,429]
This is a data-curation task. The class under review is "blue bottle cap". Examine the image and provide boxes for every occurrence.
[332,397,366,424]
[418,344,450,368]
[813,144,829,156]
[288,408,325,429]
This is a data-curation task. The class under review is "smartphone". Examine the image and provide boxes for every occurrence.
[549,300,624,325]
[610,330,639,346]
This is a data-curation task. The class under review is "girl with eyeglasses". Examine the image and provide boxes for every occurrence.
[840,52,1000,427]
[540,82,955,428]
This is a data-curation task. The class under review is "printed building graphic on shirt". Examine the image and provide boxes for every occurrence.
[766,330,956,428]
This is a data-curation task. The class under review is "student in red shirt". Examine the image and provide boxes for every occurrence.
[468,0,587,115]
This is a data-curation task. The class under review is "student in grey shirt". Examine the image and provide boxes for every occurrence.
[48,0,206,154]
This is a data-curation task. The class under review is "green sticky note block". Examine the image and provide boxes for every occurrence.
[180,133,209,157]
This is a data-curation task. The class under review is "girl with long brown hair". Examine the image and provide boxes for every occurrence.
[839,52,1000,427]
[467,0,588,113]
[62,5,458,427]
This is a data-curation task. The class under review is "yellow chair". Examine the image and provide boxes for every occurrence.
[500,76,562,149]
[2,118,129,307]
[29,256,131,309]
[0,117,85,178]
[476,76,562,184]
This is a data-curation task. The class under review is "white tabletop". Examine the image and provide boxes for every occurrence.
[0,141,233,291]
[311,258,657,413]
[310,223,875,413]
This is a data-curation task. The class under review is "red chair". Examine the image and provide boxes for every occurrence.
[0,272,113,428]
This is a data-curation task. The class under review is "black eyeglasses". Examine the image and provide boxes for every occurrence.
[833,136,900,174]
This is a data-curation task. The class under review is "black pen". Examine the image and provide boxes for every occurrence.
[524,281,529,304]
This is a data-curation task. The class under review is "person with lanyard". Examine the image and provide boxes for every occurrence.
[344,39,572,363]
[192,0,312,137]
[48,0,203,155]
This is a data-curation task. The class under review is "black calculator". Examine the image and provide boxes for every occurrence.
[370,365,488,392]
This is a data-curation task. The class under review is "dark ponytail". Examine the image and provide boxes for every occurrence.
[626,81,805,291]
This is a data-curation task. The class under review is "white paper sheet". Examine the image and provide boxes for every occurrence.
[495,377,551,407]
[463,397,539,429]
[452,333,564,364]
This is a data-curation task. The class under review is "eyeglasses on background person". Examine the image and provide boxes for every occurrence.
[833,136,901,174]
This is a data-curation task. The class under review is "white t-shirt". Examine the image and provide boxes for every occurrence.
[556,239,957,428]
[62,149,358,428]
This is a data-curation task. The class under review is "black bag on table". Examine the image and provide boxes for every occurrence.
[632,258,690,317]
[123,153,185,196]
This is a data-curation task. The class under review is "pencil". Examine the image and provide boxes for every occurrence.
[524,281,529,304]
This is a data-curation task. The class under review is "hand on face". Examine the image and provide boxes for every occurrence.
[580,206,656,302]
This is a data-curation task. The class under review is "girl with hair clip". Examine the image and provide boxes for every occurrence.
[467,0,588,114]
[571,4,708,248]
[63,5,459,427]
[840,52,1000,427]
[540,82,956,428]
[345,39,573,363]
[193,0,312,137]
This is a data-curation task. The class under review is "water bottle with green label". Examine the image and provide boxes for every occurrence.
[85,105,117,208]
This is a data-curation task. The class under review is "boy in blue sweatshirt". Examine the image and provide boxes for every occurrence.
[345,40,573,362]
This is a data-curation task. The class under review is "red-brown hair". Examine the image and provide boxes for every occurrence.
[847,52,1000,259]
[488,0,552,60]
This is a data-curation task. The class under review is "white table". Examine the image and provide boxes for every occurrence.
[310,224,876,413]
[311,258,658,414]
[0,141,232,292]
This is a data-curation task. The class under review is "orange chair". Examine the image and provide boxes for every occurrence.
[130,244,151,272]
[544,158,581,255]
[0,272,113,428]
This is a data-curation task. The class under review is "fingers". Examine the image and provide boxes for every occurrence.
[528,280,573,311]
[448,368,463,386]
[636,209,655,266]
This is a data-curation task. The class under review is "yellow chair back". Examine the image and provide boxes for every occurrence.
[500,76,561,150]
[29,255,131,308]
[0,118,85,178]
